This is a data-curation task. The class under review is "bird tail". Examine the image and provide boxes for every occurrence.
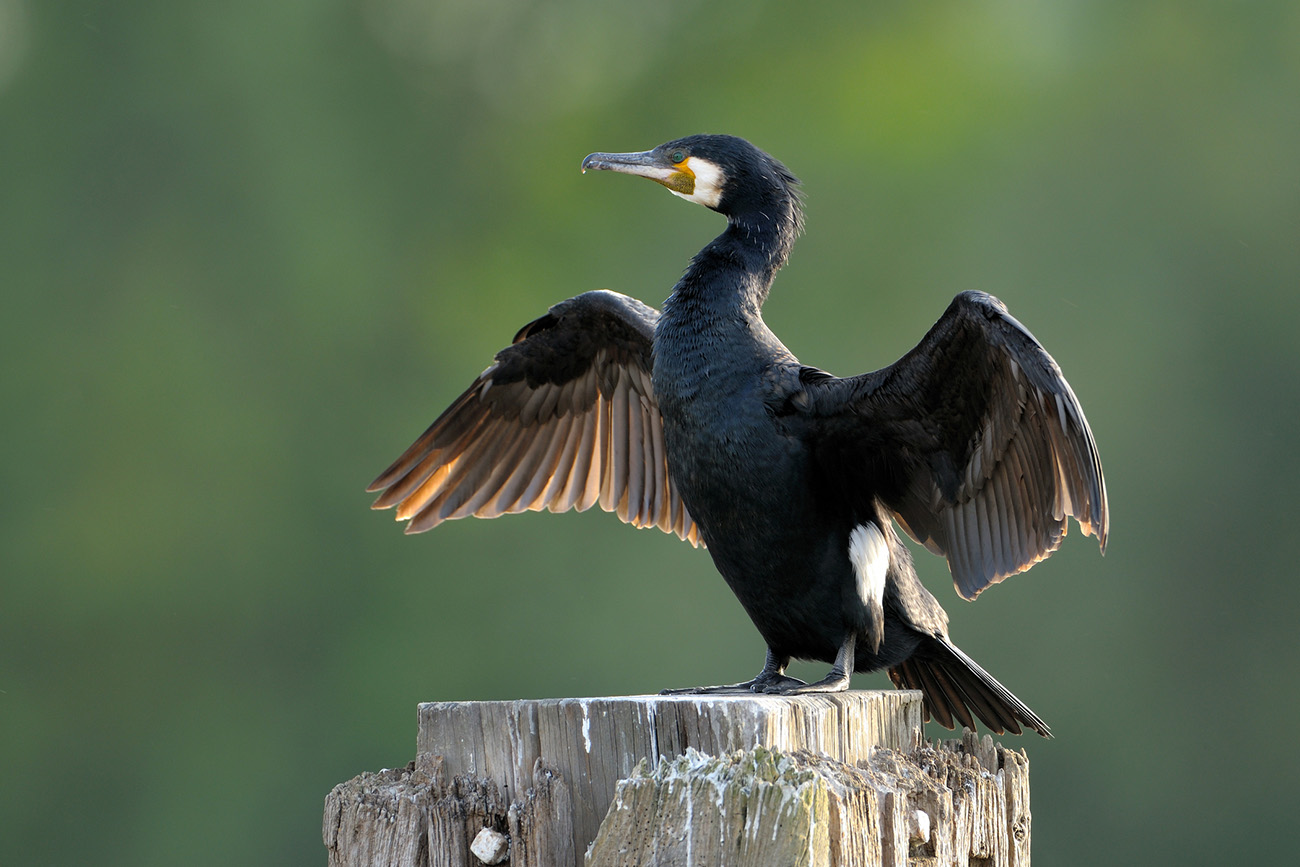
[888,637,1051,738]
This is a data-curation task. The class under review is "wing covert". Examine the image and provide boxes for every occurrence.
[368,290,701,546]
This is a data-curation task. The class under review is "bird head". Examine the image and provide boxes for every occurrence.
[582,134,801,227]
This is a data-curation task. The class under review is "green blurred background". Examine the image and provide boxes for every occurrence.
[4,1,1298,863]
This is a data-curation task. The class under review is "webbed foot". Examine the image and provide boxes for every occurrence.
[660,682,758,695]
[760,670,851,694]
[660,648,801,695]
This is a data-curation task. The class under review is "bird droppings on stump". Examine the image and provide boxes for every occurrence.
[586,736,1030,867]
[414,691,920,861]
[324,693,1033,866]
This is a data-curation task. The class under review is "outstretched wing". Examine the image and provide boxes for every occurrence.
[369,290,701,545]
[801,291,1107,600]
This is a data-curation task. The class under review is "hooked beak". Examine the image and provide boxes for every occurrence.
[581,149,696,195]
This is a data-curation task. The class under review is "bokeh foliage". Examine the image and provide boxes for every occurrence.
[3,1,1298,864]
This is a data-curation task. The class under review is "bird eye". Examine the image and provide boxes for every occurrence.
[671,150,686,164]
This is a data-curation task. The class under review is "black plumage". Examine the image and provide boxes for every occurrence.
[369,135,1109,737]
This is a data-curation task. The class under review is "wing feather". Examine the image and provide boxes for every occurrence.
[804,291,1106,599]
[574,388,605,512]
[486,416,566,515]
[537,412,585,507]
[623,389,646,523]
[369,290,701,545]
[604,368,630,514]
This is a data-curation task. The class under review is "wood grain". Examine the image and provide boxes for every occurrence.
[324,692,1032,866]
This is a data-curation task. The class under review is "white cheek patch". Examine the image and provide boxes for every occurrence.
[670,156,725,208]
[849,522,889,612]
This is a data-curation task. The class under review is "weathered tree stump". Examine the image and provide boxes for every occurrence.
[587,734,1032,867]
[323,692,1032,866]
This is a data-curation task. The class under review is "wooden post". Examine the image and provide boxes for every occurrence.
[323,692,1032,867]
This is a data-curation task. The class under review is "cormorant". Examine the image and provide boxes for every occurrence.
[369,135,1108,737]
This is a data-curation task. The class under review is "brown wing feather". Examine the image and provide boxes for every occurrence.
[368,290,701,546]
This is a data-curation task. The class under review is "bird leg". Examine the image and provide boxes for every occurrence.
[660,648,806,695]
[763,633,856,695]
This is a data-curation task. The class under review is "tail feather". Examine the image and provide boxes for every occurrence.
[910,658,976,732]
[895,659,949,728]
[889,637,1051,738]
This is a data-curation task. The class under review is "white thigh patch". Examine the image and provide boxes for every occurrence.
[849,522,889,610]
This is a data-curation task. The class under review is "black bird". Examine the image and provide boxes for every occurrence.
[369,135,1108,737]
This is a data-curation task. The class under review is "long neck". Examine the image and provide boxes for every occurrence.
[663,200,801,322]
